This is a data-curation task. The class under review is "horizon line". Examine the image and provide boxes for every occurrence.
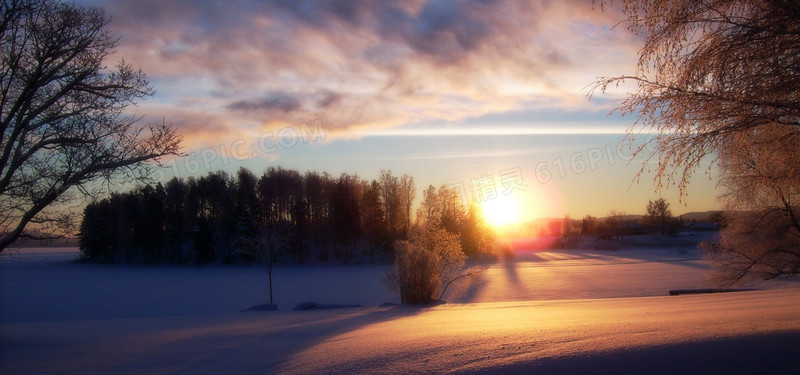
[354,124,646,137]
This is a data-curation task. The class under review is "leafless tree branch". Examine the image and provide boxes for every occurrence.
[0,0,181,251]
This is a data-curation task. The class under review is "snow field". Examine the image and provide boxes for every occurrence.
[1,246,798,374]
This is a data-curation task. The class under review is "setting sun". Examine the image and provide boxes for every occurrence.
[480,195,523,229]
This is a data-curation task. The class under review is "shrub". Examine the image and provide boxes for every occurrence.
[386,225,475,304]
[389,241,440,304]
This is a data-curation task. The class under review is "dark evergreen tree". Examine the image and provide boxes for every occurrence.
[361,180,388,254]
[303,171,329,243]
[234,168,260,219]
[112,193,139,263]
[331,174,362,259]
[79,201,115,260]
[291,196,308,263]
[193,217,215,265]
[134,185,166,263]
[232,168,260,263]
[163,178,188,263]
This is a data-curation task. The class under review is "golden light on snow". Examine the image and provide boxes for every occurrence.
[481,195,522,229]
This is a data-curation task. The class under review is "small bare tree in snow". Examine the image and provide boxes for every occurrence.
[239,222,292,306]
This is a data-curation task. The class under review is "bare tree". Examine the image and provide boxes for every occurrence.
[553,214,579,249]
[602,210,627,240]
[581,215,598,236]
[0,0,181,251]
[238,223,292,306]
[379,170,415,240]
[398,174,415,236]
[415,184,465,233]
[594,1,800,282]
[379,170,399,238]
[415,185,438,226]
[646,198,671,235]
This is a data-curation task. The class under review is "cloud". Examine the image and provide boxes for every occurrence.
[92,0,639,150]
[227,93,303,114]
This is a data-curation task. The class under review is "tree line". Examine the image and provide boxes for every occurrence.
[79,168,494,265]
[550,199,712,249]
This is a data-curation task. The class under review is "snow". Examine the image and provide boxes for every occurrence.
[276,290,800,374]
[0,248,395,323]
[2,246,799,374]
[456,246,796,303]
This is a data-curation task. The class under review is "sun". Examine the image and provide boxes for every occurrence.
[480,195,522,229]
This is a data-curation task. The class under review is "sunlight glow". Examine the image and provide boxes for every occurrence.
[481,195,523,229]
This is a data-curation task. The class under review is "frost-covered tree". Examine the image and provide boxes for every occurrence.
[415,184,464,233]
[415,184,493,256]
[385,223,477,304]
[703,126,800,284]
[595,0,800,283]
[595,0,800,195]
[0,0,181,251]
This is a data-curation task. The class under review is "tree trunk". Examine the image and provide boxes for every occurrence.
[266,264,274,305]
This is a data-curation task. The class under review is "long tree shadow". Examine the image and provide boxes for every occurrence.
[2,303,434,375]
[133,305,430,374]
[457,258,527,303]
[616,248,715,271]
[256,305,432,373]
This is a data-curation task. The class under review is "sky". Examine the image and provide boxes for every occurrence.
[85,0,720,221]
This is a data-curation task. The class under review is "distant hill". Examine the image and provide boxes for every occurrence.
[5,233,78,248]
[503,211,722,238]
[524,211,722,226]
[678,211,723,222]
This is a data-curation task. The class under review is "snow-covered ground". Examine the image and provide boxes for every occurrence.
[0,247,395,323]
[2,246,798,374]
[456,246,797,303]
